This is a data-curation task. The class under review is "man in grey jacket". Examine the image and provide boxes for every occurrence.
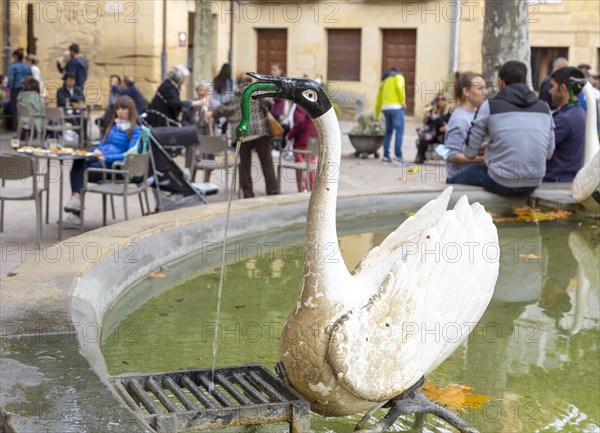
[448,61,555,196]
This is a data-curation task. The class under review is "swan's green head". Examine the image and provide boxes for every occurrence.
[236,72,332,140]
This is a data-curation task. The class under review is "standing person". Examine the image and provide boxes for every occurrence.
[543,67,586,182]
[539,57,568,108]
[375,66,406,163]
[415,92,451,164]
[25,54,42,84]
[64,96,142,226]
[7,49,32,131]
[443,72,487,178]
[448,61,555,196]
[56,50,71,77]
[286,105,318,192]
[111,75,146,116]
[0,75,11,127]
[66,43,88,90]
[211,63,234,134]
[212,74,278,198]
[145,64,203,127]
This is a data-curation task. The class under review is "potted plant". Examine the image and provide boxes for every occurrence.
[347,112,385,158]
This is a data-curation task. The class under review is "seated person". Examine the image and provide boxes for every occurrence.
[56,73,84,108]
[448,61,555,196]
[544,67,586,182]
[17,77,45,139]
[415,92,450,163]
[443,71,486,178]
[64,96,142,226]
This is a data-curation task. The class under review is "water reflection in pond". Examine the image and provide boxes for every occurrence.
[102,219,599,433]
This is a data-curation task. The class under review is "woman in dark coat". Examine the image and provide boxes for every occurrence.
[145,64,202,127]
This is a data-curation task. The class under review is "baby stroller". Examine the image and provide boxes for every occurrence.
[139,116,219,211]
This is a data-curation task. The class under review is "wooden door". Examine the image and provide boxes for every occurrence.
[381,29,417,115]
[257,29,287,75]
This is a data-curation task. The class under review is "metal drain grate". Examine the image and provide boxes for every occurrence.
[109,363,310,433]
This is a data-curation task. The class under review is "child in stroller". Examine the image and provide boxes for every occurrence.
[415,92,450,163]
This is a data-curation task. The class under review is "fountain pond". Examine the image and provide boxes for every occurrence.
[102,214,599,433]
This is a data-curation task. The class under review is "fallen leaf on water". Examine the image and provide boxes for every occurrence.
[519,253,543,260]
[149,272,167,278]
[422,381,493,409]
[490,207,571,223]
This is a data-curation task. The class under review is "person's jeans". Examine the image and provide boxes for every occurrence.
[70,159,105,194]
[447,164,536,196]
[383,108,405,159]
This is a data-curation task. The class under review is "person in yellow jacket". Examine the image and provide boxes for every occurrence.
[375,67,406,163]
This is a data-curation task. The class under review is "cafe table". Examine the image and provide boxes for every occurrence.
[9,148,97,240]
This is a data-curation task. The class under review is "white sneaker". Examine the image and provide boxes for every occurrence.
[64,196,80,213]
[64,213,81,228]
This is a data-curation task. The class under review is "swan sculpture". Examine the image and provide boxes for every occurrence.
[571,78,600,212]
[237,74,499,432]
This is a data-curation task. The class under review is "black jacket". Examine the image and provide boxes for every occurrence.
[56,85,85,107]
[65,57,88,89]
[145,79,183,127]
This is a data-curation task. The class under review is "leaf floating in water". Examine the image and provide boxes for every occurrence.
[519,253,543,260]
[490,207,571,223]
[234,305,246,309]
[149,272,167,279]
[174,298,184,302]
[422,381,493,409]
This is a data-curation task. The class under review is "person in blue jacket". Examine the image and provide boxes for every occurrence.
[64,95,142,225]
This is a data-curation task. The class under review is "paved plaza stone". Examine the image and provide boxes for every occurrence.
[1,117,450,276]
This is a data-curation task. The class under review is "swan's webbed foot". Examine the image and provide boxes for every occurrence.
[354,377,479,433]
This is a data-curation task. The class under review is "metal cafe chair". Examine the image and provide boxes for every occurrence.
[16,103,45,147]
[44,107,83,148]
[192,134,238,192]
[0,155,47,244]
[79,153,151,232]
[277,137,319,192]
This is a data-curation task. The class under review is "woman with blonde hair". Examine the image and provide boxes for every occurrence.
[415,91,451,163]
[443,71,487,178]
[64,96,142,225]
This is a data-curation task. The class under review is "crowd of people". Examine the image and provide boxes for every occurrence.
[2,40,599,209]
[394,58,598,196]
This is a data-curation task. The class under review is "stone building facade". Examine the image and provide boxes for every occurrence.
[2,0,598,117]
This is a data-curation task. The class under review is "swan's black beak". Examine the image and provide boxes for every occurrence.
[246,72,332,119]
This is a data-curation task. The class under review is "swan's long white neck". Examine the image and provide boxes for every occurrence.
[302,107,349,286]
[581,82,600,164]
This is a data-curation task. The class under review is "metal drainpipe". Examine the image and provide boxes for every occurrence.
[3,0,11,75]
[448,0,461,77]
[161,0,167,81]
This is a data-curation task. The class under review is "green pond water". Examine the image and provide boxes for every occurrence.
[102,217,600,433]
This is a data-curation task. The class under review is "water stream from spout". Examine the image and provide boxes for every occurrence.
[209,138,243,390]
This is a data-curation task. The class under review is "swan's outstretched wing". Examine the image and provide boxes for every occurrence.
[327,195,498,402]
[572,150,599,205]
[353,187,453,275]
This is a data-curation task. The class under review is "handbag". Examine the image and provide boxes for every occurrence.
[260,101,284,138]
